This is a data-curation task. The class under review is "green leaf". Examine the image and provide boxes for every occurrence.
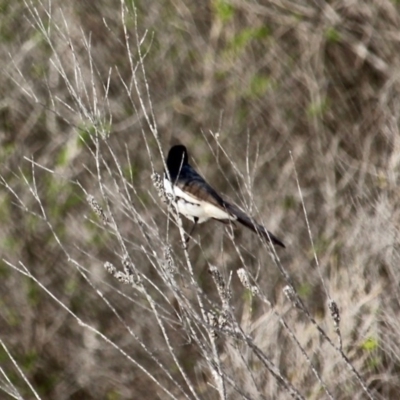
[229,26,271,53]
[307,97,329,118]
[325,27,341,43]
[213,0,235,22]
[246,74,274,98]
[361,337,379,352]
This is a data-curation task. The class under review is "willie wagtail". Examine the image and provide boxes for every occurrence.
[164,144,285,248]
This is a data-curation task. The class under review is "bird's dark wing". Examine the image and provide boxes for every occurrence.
[172,163,285,247]
[174,165,228,210]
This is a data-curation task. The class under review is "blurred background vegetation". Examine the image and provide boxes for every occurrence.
[1,0,400,398]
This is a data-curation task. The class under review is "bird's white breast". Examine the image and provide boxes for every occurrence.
[163,177,235,223]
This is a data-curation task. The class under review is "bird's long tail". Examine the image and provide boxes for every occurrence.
[225,203,285,248]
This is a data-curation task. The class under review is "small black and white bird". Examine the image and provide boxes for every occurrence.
[164,144,285,248]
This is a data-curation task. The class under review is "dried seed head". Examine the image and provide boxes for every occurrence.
[87,195,108,224]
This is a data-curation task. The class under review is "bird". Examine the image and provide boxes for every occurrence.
[163,144,285,248]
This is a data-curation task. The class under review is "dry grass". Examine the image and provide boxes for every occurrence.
[1,0,400,398]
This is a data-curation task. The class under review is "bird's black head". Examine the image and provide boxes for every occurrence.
[166,145,189,178]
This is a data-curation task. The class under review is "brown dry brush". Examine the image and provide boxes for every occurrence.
[1,0,400,399]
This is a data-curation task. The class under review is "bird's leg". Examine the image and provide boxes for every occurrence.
[185,217,198,244]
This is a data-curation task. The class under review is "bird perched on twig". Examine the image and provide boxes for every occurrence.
[163,144,285,248]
